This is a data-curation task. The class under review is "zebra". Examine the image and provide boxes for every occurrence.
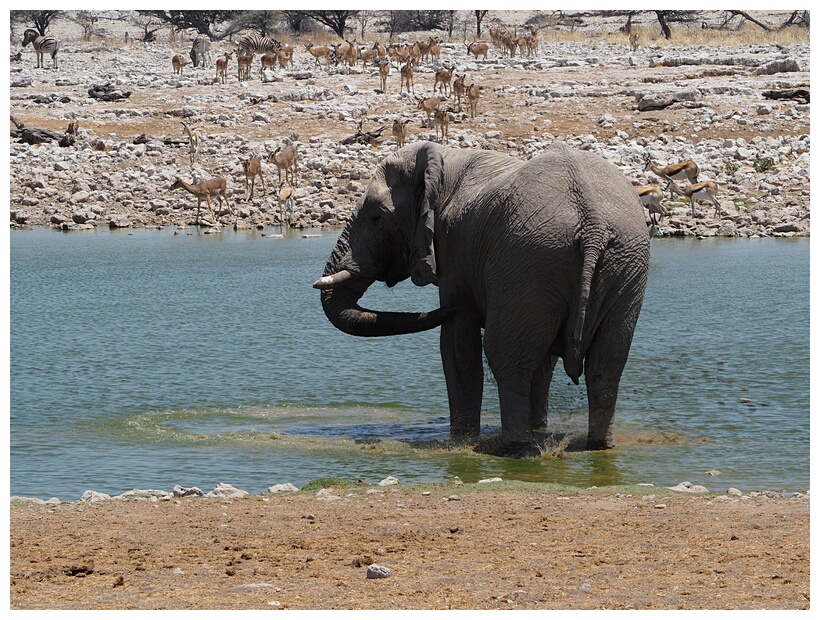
[22,28,60,69]
[189,33,211,68]
[236,33,279,56]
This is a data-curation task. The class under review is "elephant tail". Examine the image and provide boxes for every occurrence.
[565,228,608,384]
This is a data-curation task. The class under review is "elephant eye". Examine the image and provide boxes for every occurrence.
[371,214,383,229]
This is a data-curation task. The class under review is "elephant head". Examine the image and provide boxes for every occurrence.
[314,143,454,337]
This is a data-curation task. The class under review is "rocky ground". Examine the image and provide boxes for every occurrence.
[9,12,810,237]
[10,481,810,610]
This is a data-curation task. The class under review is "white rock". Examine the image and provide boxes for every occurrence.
[206,482,248,498]
[81,490,112,502]
[267,483,299,493]
[378,476,400,486]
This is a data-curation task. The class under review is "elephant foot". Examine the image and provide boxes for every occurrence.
[450,428,479,445]
[507,442,543,459]
[586,437,614,451]
[478,438,542,459]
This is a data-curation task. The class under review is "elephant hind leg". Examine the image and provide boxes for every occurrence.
[530,355,557,431]
[583,296,644,450]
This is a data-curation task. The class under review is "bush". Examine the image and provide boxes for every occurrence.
[753,156,775,173]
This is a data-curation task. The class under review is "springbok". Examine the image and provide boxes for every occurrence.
[634,184,668,226]
[644,156,700,194]
[278,181,295,229]
[669,180,721,218]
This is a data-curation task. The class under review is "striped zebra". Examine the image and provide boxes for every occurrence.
[236,33,280,56]
[22,28,60,69]
[189,33,211,68]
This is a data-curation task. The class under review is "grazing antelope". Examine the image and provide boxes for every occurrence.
[466,41,489,60]
[644,156,700,193]
[467,83,481,118]
[22,28,60,69]
[170,176,230,223]
[634,184,668,226]
[267,144,298,187]
[215,51,233,83]
[236,50,253,81]
[305,43,332,70]
[669,180,721,218]
[172,54,191,75]
[452,74,466,112]
[180,122,201,164]
[434,107,450,143]
[277,181,295,229]
[378,58,390,92]
[434,66,453,97]
[629,32,640,52]
[416,96,441,128]
[399,59,415,95]
[392,118,410,148]
[241,156,267,200]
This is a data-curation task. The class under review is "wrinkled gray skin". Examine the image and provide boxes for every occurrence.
[315,142,650,457]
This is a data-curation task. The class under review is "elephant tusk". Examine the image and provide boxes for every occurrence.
[313,269,354,289]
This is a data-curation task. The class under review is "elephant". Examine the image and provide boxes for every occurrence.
[314,141,650,457]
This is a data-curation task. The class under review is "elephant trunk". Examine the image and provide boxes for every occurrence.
[319,283,453,337]
[316,228,453,337]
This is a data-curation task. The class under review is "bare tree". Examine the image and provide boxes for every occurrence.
[223,11,281,38]
[136,10,239,40]
[355,10,375,39]
[66,11,99,41]
[475,10,489,37]
[11,10,63,36]
[289,10,358,38]
[780,10,809,28]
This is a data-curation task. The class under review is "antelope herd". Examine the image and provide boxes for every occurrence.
[158,24,721,229]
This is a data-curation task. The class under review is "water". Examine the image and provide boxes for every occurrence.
[9,228,810,499]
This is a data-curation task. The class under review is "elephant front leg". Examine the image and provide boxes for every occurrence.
[440,315,483,441]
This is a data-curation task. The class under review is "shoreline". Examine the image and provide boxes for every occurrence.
[11,480,810,610]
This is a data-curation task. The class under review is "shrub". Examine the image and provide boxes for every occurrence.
[753,156,775,173]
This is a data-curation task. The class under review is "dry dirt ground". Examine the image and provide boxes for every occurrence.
[9,483,809,610]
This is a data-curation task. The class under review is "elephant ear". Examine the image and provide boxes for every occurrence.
[410,143,444,286]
